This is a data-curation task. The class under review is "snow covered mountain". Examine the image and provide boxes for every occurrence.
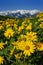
[0,10,40,18]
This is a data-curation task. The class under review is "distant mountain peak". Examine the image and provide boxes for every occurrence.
[0,10,40,18]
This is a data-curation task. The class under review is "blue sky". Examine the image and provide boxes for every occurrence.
[0,0,43,11]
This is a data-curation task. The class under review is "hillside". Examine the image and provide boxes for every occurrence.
[0,12,43,65]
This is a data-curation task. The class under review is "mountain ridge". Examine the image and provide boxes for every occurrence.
[0,10,41,18]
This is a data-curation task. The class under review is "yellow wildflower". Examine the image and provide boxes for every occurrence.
[0,42,4,49]
[38,18,43,21]
[36,42,43,51]
[14,23,17,28]
[0,25,3,30]
[36,12,43,18]
[22,21,26,26]
[26,23,32,31]
[13,40,36,56]
[10,48,14,55]
[0,56,4,64]
[14,52,22,59]
[24,32,38,42]
[39,22,43,28]
[12,41,19,49]
[4,28,14,38]
[23,41,36,56]
[13,23,18,30]
[12,41,25,50]
[17,41,25,51]
[18,26,24,32]
[5,21,9,25]
[6,24,11,28]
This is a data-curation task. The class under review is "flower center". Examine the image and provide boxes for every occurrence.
[38,44,42,48]
[8,32,11,36]
[25,46,30,50]
[18,38,22,42]
[28,35,32,38]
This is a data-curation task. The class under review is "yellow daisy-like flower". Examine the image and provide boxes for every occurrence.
[18,41,26,51]
[5,21,9,25]
[4,28,14,38]
[6,24,11,28]
[23,41,36,56]
[24,32,38,42]
[18,26,24,32]
[36,12,43,18]
[38,18,43,21]
[22,21,26,26]
[36,42,43,51]
[26,23,32,31]
[12,41,19,49]
[39,22,43,28]
[10,48,14,55]
[13,41,35,56]
[12,41,25,50]
[14,23,17,28]
[0,56,4,64]
[14,52,22,59]
[0,42,5,50]
[0,25,3,30]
